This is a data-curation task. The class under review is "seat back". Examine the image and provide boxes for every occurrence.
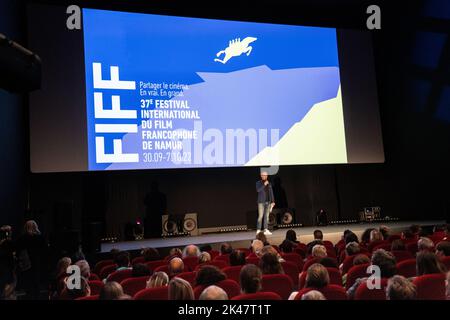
[88,273,101,282]
[76,294,99,300]
[88,280,104,296]
[261,274,293,299]
[441,256,450,270]
[345,263,370,290]
[214,254,230,264]
[134,286,169,300]
[207,250,220,260]
[391,250,414,263]
[231,292,282,300]
[354,278,388,300]
[222,265,243,284]
[406,242,418,256]
[302,257,320,272]
[280,253,303,270]
[182,256,199,272]
[175,271,197,287]
[245,256,260,265]
[107,269,133,283]
[121,276,149,297]
[327,268,343,287]
[294,285,347,300]
[99,264,118,280]
[194,279,240,299]
[145,260,167,273]
[413,273,446,300]
[94,259,114,275]
[195,260,228,271]
[396,259,417,278]
[280,261,299,288]
[131,256,146,265]
[154,264,170,274]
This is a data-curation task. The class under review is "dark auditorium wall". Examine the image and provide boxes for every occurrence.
[0,0,28,228]
[8,0,450,240]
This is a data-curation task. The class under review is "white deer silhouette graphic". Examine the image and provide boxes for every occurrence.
[214,37,257,64]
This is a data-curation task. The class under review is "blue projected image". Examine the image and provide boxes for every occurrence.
[83,9,347,171]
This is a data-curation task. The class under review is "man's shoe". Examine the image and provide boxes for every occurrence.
[264,229,272,235]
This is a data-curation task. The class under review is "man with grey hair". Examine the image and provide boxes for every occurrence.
[199,285,229,300]
[311,244,327,259]
[251,239,264,257]
[182,245,201,258]
[168,257,184,278]
[417,237,434,253]
[301,290,326,300]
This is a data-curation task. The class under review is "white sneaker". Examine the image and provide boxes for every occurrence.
[264,229,272,235]
[256,229,261,235]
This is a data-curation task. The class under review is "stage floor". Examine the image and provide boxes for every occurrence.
[101,220,445,253]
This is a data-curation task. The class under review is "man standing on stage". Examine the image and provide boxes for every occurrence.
[256,170,275,235]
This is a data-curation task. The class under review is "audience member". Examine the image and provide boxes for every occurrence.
[435,241,450,257]
[240,264,262,294]
[416,251,446,276]
[260,253,284,275]
[199,285,228,300]
[142,247,160,262]
[386,275,416,300]
[168,277,194,300]
[146,271,169,288]
[229,250,246,266]
[199,252,211,264]
[220,243,233,255]
[417,237,434,253]
[195,265,226,287]
[182,245,201,258]
[301,290,326,300]
[99,281,125,300]
[132,263,151,277]
[168,257,184,278]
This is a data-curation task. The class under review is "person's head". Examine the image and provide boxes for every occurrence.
[220,243,233,255]
[0,225,12,241]
[305,263,329,288]
[259,253,284,275]
[199,244,213,252]
[75,260,91,279]
[418,237,434,252]
[261,245,279,257]
[370,229,383,242]
[344,232,359,245]
[371,249,397,278]
[345,242,360,256]
[199,285,228,300]
[301,290,326,300]
[361,228,375,243]
[146,271,169,288]
[286,229,297,243]
[319,257,338,269]
[416,251,446,276]
[24,220,40,235]
[402,229,415,240]
[251,239,264,257]
[56,257,71,278]
[195,265,226,287]
[142,247,160,262]
[279,239,294,253]
[256,232,268,245]
[312,244,327,259]
[168,257,184,277]
[260,170,269,181]
[168,278,194,300]
[313,230,323,241]
[99,281,124,300]
[240,264,262,294]
[114,251,130,268]
[169,248,182,258]
[132,263,150,277]
[410,225,422,235]
[199,252,211,264]
[386,275,417,300]
[391,239,406,251]
[229,250,246,266]
[183,245,200,258]
[353,254,370,266]
[435,241,450,257]
[110,248,121,260]
[63,276,90,300]
[379,226,390,240]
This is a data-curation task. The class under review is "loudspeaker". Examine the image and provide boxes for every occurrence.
[162,215,179,235]
[273,208,296,225]
[162,213,198,236]
[183,213,199,236]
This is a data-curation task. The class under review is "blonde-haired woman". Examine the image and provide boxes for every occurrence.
[146,271,169,288]
[168,277,194,300]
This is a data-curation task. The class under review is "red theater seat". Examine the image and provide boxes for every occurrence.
[195,260,228,271]
[293,247,306,259]
[231,292,282,300]
[131,256,146,265]
[345,263,370,290]
[281,253,303,270]
[323,241,334,249]
[280,261,299,288]
[302,257,320,272]
[88,280,104,296]
[368,240,389,253]
[222,265,243,284]
[154,265,170,274]
[182,256,199,272]
[207,250,220,259]
[88,273,101,281]
[145,260,167,273]
[194,279,240,299]
[134,286,169,300]
[387,235,401,243]
[175,271,197,286]
[391,250,414,263]
[214,254,230,264]
[441,256,450,270]
[354,278,388,300]
[373,243,392,252]
[107,269,133,283]
[76,294,99,300]
[94,259,114,276]
[406,242,418,256]
[245,256,260,265]
[413,273,446,300]
[261,274,293,300]
[396,259,417,278]
[294,285,347,300]
[99,264,118,280]
[121,276,149,296]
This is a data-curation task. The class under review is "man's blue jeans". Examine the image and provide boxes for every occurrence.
[257,202,270,230]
